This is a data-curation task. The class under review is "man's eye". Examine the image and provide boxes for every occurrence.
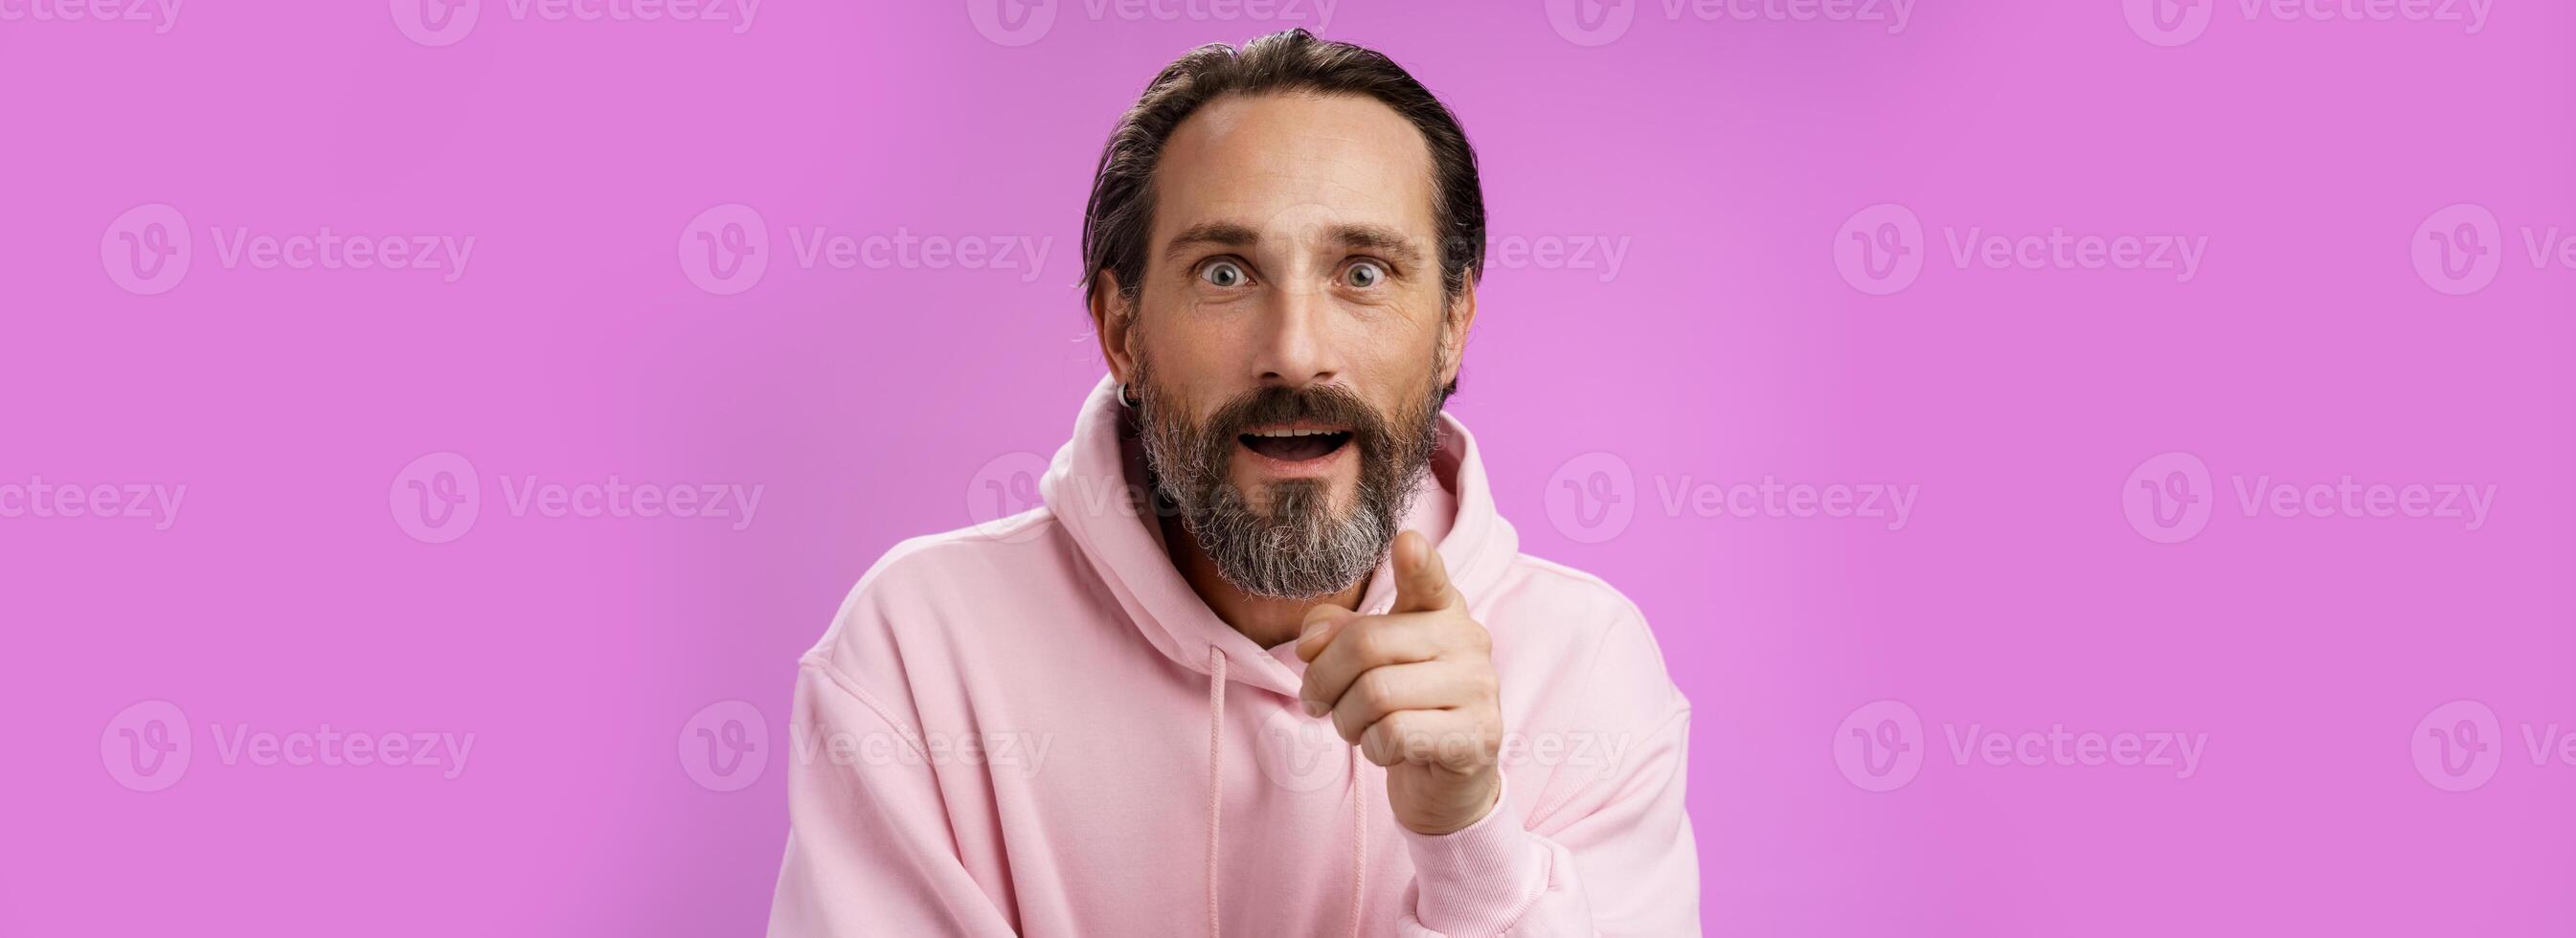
[1344,260,1388,289]
[1199,260,1250,288]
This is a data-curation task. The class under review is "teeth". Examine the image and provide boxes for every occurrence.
[1248,429,1341,437]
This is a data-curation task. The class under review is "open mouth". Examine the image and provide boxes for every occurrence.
[1237,426,1354,463]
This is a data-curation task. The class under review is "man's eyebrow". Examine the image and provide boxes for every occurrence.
[1161,221,1431,267]
[1327,224,1428,267]
[1163,222,1259,262]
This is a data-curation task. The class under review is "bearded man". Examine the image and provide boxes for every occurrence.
[769,29,1699,937]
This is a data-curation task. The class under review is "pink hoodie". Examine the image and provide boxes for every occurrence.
[768,377,1699,936]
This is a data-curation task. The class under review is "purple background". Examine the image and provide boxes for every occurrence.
[6,0,2572,934]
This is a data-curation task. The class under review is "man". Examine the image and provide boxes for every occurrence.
[769,30,1697,936]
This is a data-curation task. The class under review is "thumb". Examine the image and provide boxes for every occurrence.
[1390,530,1458,614]
[1295,601,1352,663]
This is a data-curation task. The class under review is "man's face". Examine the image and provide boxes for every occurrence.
[1109,92,1472,599]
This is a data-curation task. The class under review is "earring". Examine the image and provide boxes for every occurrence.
[1117,382,1140,409]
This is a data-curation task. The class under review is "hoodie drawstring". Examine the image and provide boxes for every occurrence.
[1206,647,1227,938]
[1205,645,1366,938]
[1347,745,1367,937]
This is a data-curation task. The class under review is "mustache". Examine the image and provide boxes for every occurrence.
[1203,384,1388,448]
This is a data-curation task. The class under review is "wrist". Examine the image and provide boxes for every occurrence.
[1401,767,1501,836]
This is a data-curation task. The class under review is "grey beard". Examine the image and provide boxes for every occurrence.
[1184,474,1400,600]
[1134,376,1441,600]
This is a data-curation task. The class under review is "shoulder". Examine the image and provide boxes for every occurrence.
[1483,552,1684,715]
[800,507,1080,677]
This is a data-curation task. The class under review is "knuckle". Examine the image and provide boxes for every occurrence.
[1357,668,1397,707]
[1352,622,1390,661]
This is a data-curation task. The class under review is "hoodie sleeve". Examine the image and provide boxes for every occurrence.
[1394,600,1701,937]
[766,659,1019,937]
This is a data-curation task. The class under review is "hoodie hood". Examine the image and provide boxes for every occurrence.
[771,374,1701,936]
[1039,374,1520,700]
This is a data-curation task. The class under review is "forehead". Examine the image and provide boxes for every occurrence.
[1151,92,1437,245]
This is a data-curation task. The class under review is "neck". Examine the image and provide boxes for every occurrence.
[1162,513,1366,649]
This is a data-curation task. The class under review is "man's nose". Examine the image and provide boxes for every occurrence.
[1254,284,1341,388]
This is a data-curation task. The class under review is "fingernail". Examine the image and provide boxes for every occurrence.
[1302,701,1327,718]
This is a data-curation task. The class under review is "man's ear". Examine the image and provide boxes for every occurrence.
[1436,279,1479,391]
[1090,270,1138,384]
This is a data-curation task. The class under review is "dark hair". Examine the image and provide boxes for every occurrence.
[1080,29,1486,311]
